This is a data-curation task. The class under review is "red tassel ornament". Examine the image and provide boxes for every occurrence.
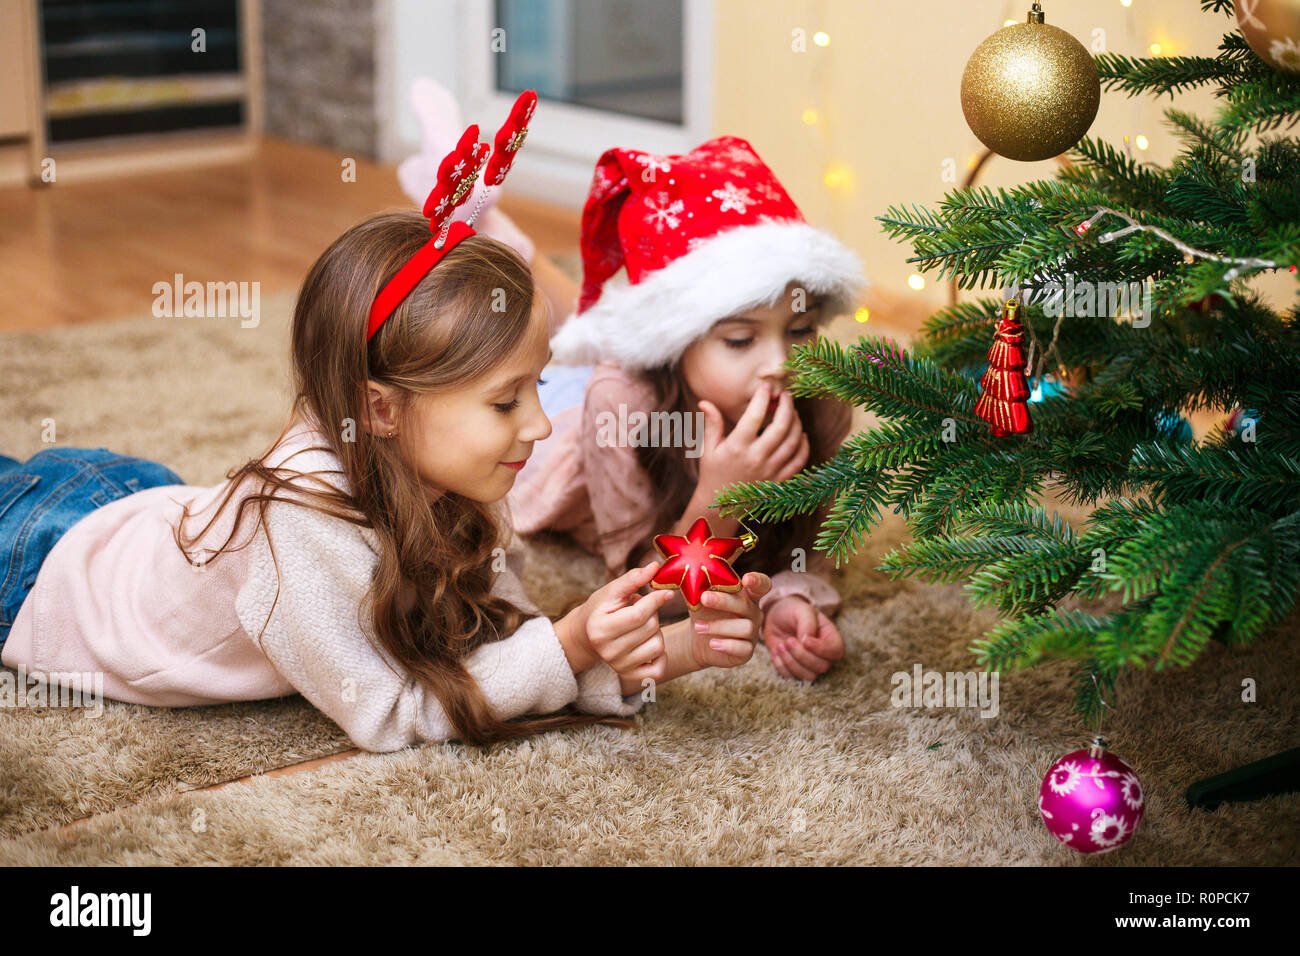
[974,298,1034,436]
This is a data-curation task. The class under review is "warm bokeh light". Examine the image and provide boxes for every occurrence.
[802,108,819,125]
[1150,42,1162,55]
[813,31,829,46]
[908,274,925,291]
[1136,135,1150,150]
[855,307,870,323]
[823,164,850,189]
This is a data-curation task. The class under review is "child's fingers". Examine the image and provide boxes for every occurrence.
[599,596,672,649]
[764,642,795,681]
[768,639,794,679]
[705,637,754,662]
[792,597,820,639]
[609,626,667,680]
[598,566,664,614]
[774,432,811,481]
[770,638,799,676]
[622,629,665,668]
[626,656,667,683]
[697,400,725,455]
[800,634,844,663]
[694,616,757,639]
[764,407,804,465]
[591,616,662,667]
[783,637,831,676]
[753,389,798,457]
[609,561,661,601]
[696,587,756,618]
[603,600,665,647]
[802,615,845,662]
[742,571,772,600]
[730,382,771,443]
[775,641,819,681]
[604,587,675,629]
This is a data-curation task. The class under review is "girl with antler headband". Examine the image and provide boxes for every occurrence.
[0,93,768,752]
[401,85,866,683]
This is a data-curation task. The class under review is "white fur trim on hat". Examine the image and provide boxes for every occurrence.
[549,220,866,370]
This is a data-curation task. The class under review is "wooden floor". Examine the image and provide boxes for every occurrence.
[0,137,582,332]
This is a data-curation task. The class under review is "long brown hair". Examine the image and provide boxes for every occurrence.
[600,361,834,579]
[173,211,632,745]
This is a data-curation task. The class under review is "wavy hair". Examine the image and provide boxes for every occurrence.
[173,212,631,745]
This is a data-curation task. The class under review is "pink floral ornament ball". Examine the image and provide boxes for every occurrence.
[1039,737,1144,854]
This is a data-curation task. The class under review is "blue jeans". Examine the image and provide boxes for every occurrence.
[0,448,183,648]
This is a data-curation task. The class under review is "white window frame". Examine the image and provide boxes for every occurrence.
[459,0,714,207]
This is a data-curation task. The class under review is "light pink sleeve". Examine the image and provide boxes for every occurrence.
[579,371,658,578]
[759,563,843,618]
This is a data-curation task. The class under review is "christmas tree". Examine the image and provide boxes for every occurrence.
[715,0,1300,720]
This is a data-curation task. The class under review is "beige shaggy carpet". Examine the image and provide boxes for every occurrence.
[1,290,1297,864]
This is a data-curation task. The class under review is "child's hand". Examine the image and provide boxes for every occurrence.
[582,562,676,683]
[696,383,809,497]
[763,595,844,681]
[688,572,771,669]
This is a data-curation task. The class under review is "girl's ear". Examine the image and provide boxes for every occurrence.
[363,380,402,437]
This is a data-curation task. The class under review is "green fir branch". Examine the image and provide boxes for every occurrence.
[711,446,873,524]
[1162,108,1247,164]
[1128,442,1300,514]
[971,608,1111,670]
[1094,51,1244,99]
[786,335,981,425]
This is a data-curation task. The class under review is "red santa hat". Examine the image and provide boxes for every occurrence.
[549,136,865,369]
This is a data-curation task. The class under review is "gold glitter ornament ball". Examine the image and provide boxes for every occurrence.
[1236,0,1300,73]
[961,6,1100,162]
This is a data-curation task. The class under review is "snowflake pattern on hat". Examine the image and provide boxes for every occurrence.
[630,151,672,177]
[645,192,685,232]
[719,142,763,166]
[711,182,754,214]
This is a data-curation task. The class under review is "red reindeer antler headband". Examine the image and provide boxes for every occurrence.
[366,89,538,342]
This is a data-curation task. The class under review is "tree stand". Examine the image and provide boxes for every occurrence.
[1185,747,1300,811]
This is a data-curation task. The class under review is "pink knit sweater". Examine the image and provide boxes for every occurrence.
[1,418,641,751]
[507,362,853,616]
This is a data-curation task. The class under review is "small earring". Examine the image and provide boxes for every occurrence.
[387,431,395,439]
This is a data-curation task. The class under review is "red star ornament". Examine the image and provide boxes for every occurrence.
[651,516,750,609]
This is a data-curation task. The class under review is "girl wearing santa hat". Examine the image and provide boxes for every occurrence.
[401,87,865,682]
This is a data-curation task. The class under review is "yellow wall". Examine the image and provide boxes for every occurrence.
[711,0,1243,330]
